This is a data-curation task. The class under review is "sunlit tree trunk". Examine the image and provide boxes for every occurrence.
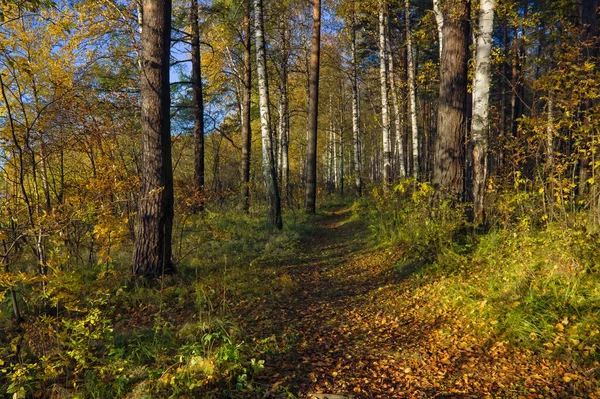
[510,26,522,137]
[327,94,334,193]
[133,0,174,277]
[387,33,405,179]
[433,0,444,60]
[351,8,362,196]
[333,116,338,190]
[190,0,204,212]
[379,0,392,191]
[471,0,495,225]
[546,94,554,171]
[254,0,282,228]
[305,0,321,213]
[338,82,345,195]
[405,0,419,178]
[433,0,469,199]
[241,0,252,212]
[278,17,290,200]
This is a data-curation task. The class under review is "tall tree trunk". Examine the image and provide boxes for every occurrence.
[405,0,419,179]
[254,0,282,228]
[339,81,345,196]
[190,0,205,212]
[510,26,522,137]
[241,0,252,212]
[327,94,334,193]
[387,32,406,179]
[546,93,554,215]
[332,114,338,190]
[305,0,321,213]
[351,8,362,196]
[278,17,290,200]
[379,0,392,191]
[433,0,444,60]
[433,0,469,199]
[471,0,495,225]
[133,0,174,277]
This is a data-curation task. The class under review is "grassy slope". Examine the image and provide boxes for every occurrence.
[3,192,600,398]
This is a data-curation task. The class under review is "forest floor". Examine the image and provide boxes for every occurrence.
[233,206,597,399]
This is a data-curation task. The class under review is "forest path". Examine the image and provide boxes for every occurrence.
[237,206,418,398]
[235,206,585,399]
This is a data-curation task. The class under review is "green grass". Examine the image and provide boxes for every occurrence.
[357,182,600,366]
[0,204,312,398]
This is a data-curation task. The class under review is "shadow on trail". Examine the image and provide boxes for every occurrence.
[232,206,590,399]
[236,207,448,398]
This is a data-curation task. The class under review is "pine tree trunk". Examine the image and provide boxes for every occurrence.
[305,0,321,213]
[471,0,495,225]
[241,0,252,212]
[405,0,419,179]
[433,0,469,199]
[254,0,282,228]
[379,0,392,191]
[190,0,205,212]
[133,0,174,277]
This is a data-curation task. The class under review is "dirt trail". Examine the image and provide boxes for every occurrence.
[237,207,592,399]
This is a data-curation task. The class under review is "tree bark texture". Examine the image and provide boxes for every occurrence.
[191,0,205,212]
[254,0,283,228]
[133,0,174,277]
[241,0,252,212]
[379,1,392,191]
[471,0,495,224]
[433,0,469,199]
[405,0,419,179]
[305,0,321,213]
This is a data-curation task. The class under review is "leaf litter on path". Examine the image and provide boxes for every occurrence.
[233,207,599,399]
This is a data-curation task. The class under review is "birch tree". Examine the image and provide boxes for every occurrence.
[254,0,282,228]
[405,0,419,179]
[471,0,495,224]
[351,5,362,196]
[379,0,392,191]
[386,30,405,178]
[433,0,443,59]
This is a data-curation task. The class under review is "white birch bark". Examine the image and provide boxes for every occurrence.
[386,35,406,179]
[333,122,338,189]
[351,13,362,196]
[471,0,495,224]
[338,83,345,195]
[405,0,419,179]
[254,0,282,227]
[433,0,444,60]
[379,1,392,190]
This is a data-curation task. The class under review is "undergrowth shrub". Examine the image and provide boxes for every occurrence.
[359,181,600,366]
[1,207,306,398]
[362,179,467,267]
